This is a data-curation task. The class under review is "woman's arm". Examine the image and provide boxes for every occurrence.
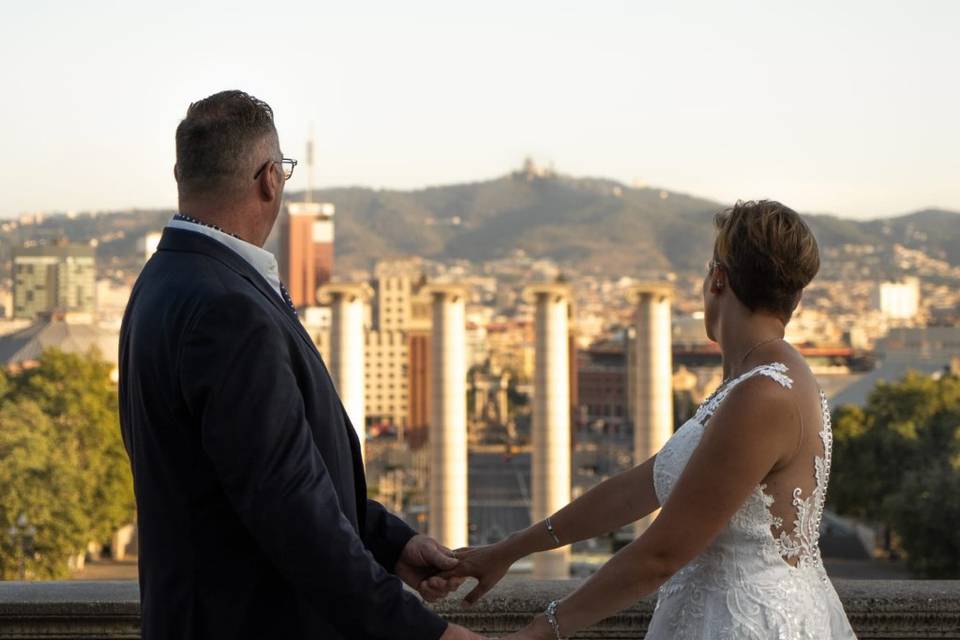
[448,449,660,604]
[504,452,660,556]
[515,377,801,638]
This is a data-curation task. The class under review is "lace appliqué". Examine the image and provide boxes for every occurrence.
[647,363,856,639]
[693,362,794,426]
[769,390,833,571]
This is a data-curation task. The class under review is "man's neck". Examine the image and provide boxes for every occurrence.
[178,205,263,247]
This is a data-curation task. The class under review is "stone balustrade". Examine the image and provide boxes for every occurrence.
[0,579,958,638]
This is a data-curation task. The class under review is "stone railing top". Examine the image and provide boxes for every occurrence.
[0,579,958,639]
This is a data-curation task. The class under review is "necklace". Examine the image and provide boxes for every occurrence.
[732,335,784,378]
[704,336,785,405]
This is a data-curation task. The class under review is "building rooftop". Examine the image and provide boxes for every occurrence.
[0,313,117,366]
[13,244,95,258]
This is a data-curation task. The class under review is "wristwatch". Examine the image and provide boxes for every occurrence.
[544,600,562,639]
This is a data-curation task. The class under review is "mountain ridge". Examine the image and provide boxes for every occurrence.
[282,172,960,274]
[2,171,957,279]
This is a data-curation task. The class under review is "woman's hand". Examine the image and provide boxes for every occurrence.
[441,541,518,605]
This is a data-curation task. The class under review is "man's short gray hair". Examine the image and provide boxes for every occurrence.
[174,90,277,198]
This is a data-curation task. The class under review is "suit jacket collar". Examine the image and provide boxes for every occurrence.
[156,227,319,354]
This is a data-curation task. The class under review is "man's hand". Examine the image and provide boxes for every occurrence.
[440,543,516,605]
[439,623,491,640]
[395,534,466,602]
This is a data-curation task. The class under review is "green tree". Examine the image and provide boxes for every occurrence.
[0,400,89,579]
[12,348,135,544]
[887,461,960,578]
[0,348,135,578]
[830,371,960,577]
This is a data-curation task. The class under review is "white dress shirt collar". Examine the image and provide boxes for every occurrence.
[166,217,282,299]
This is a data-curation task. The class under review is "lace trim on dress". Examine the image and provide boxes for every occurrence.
[694,362,794,425]
[693,362,832,570]
[648,363,855,638]
[768,390,832,570]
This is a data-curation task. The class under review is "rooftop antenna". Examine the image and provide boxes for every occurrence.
[305,125,315,204]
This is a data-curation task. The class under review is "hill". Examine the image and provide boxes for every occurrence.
[282,172,960,275]
[3,171,958,279]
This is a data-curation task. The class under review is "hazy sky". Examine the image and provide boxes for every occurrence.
[2,0,958,219]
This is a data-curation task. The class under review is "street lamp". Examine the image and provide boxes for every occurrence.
[6,513,36,580]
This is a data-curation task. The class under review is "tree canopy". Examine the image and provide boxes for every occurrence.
[0,349,134,579]
[830,370,960,577]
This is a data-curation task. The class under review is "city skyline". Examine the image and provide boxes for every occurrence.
[2,1,958,220]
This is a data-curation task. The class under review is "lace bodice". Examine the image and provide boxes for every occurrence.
[646,362,856,639]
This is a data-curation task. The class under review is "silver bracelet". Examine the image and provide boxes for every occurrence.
[544,599,562,639]
[544,516,561,545]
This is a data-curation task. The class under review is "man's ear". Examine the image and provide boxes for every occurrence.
[173,164,180,183]
[257,163,280,202]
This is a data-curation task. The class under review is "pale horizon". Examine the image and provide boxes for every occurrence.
[2,0,958,220]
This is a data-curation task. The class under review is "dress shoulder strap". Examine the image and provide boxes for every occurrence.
[695,362,793,423]
[745,362,794,389]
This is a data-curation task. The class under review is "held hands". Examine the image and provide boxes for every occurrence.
[440,542,516,605]
[395,534,467,602]
[398,535,543,639]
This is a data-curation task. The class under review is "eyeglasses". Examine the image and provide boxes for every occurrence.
[707,258,724,273]
[254,157,298,181]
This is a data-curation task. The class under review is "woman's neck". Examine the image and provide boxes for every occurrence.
[718,313,786,379]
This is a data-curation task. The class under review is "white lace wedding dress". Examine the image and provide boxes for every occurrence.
[646,363,857,639]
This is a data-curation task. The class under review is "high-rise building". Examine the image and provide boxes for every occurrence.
[360,259,432,436]
[875,278,920,321]
[372,259,422,331]
[12,243,96,320]
[279,201,335,307]
[313,203,335,287]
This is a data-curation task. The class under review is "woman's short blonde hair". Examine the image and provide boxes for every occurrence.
[713,200,820,321]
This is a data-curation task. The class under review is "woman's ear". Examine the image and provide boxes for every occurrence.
[709,267,726,295]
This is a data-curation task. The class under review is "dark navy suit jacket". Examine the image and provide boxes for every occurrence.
[118,227,447,640]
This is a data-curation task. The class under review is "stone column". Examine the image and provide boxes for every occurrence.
[319,283,372,460]
[496,371,511,425]
[525,284,572,578]
[628,283,673,534]
[428,285,469,549]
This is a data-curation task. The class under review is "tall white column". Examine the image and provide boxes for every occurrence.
[319,283,371,461]
[526,284,572,579]
[428,285,468,549]
[628,283,673,534]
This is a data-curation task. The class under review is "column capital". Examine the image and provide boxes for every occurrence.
[626,282,673,304]
[317,282,373,304]
[426,283,469,303]
[522,283,572,303]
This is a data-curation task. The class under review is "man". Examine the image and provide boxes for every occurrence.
[119,90,484,639]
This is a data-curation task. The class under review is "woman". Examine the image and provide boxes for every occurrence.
[445,200,857,638]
